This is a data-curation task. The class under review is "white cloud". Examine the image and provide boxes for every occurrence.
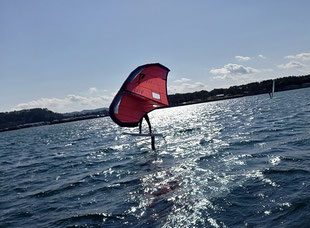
[88,87,98,94]
[235,56,251,62]
[168,78,208,93]
[258,54,266,59]
[210,63,259,79]
[285,52,310,61]
[14,94,113,113]
[173,78,191,83]
[277,61,305,69]
[15,98,70,112]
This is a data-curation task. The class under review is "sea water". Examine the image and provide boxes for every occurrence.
[1,88,310,227]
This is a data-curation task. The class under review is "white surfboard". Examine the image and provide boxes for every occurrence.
[122,132,163,137]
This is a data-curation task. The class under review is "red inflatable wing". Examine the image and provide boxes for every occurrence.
[109,63,170,127]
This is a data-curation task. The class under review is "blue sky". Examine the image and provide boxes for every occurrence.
[1,0,310,113]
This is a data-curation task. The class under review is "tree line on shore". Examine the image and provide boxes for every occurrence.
[168,74,310,106]
[0,108,63,130]
[0,108,109,132]
[1,74,309,132]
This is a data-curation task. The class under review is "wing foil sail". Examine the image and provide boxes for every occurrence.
[109,63,170,127]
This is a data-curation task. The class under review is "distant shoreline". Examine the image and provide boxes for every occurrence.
[1,74,310,133]
[168,85,310,108]
[0,114,109,133]
[1,86,309,133]
[167,75,310,107]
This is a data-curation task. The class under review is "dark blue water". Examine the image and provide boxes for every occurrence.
[1,88,310,227]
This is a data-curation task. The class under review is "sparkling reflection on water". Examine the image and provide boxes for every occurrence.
[118,90,308,227]
[1,88,310,227]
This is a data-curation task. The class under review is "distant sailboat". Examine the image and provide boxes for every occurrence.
[269,79,275,99]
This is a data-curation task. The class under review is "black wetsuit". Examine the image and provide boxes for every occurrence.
[139,114,155,150]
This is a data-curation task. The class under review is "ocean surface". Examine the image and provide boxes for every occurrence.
[1,88,310,228]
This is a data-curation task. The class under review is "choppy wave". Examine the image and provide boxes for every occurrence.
[1,88,310,227]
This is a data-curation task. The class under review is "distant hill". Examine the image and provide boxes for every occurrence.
[0,108,64,131]
[0,108,109,132]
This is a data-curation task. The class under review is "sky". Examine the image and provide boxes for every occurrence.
[1,0,310,113]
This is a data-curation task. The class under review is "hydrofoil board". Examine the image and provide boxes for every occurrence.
[122,132,163,137]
